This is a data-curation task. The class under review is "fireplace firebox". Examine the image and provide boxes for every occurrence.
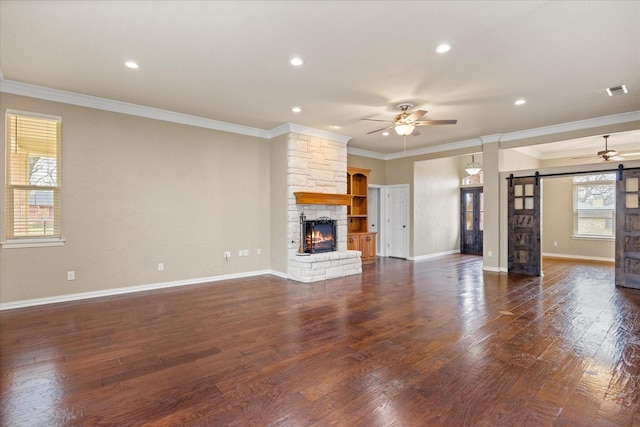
[299,214,337,254]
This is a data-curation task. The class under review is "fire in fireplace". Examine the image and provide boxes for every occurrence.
[300,214,337,254]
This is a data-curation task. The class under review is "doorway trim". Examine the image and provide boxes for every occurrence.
[367,184,410,259]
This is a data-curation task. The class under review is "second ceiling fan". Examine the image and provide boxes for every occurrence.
[363,103,457,137]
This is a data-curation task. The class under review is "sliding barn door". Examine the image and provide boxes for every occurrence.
[616,169,640,289]
[508,176,541,275]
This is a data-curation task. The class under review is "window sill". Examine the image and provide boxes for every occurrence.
[571,235,614,242]
[1,238,66,249]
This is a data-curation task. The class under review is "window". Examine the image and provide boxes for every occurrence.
[4,111,62,243]
[573,173,616,238]
[462,171,483,186]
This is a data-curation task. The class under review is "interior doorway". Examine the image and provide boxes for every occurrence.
[387,185,410,259]
[368,187,381,256]
[460,187,483,254]
[507,168,637,287]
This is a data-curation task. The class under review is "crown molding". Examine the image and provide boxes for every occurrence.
[0,79,271,138]
[269,123,351,144]
[349,137,482,161]
[511,146,544,159]
[346,111,640,160]
[0,78,355,144]
[346,146,388,160]
[3,78,637,158]
[499,110,640,143]
[384,138,483,161]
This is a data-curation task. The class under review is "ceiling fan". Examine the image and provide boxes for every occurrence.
[572,134,639,162]
[363,103,457,137]
[597,135,619,161]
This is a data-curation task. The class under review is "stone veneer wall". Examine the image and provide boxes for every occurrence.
[286,133,362,282]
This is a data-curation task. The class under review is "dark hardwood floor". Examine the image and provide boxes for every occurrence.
[1,255,639,426]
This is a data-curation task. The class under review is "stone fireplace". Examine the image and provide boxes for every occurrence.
[286,132,362,282]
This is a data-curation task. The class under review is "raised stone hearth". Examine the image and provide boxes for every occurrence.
[289,251,361,283]
[286,132,362,282]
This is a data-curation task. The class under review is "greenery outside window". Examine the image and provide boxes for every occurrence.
[4,111,63,246]
[573,173,616,239]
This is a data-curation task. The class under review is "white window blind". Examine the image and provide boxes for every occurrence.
[5,111,62,239]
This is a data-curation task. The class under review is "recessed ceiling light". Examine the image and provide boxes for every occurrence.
[124,60,139,69]
[291,106,301,113]
[382,132,389,136]
[290,57,303,66]
[436,44,451,53]
[514,99,526,105]
[330,125,341,129]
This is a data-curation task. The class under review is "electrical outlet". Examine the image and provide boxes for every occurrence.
[224,251,231,258]
[238,250,243,257]
[242,249,249,256]
[553,241,558,247]
[67,271,75,281]
[158,263,164,271]
[488,251,493,257]
[257,248,261,255]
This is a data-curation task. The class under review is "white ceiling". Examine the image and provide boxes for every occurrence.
[1,1,639,157]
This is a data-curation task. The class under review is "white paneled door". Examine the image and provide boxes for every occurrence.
[388,185,409,259]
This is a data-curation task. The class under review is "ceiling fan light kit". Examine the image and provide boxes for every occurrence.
[394,124,415,136]
[363,103,457,146]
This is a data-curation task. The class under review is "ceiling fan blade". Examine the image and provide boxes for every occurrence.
[366,125,394,134]
[405,109,427,122]
[414,119,458,126]
[361,118,394,123]
[410,128,421,137]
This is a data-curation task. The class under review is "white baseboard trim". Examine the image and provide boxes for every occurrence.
[482,266,505,273]
[269,270,288,279]
[0,269,286,311]
[409,249,460,262]
[542,252,615,263]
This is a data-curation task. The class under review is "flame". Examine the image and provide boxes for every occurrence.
[305,229,334,247]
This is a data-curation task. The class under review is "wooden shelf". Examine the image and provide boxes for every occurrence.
[347,167,376,263]
[294,192,353,206]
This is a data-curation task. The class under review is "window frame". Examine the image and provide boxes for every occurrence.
[572,173,616,241]
[2,109,65,248]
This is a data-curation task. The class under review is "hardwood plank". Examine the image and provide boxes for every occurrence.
[1,256,639,426]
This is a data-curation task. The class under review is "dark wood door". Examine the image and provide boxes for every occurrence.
[615,168,640,289]
[508,176,541,275]
[460,188,483,254]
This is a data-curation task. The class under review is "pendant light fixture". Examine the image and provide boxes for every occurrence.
[465,155,482,175]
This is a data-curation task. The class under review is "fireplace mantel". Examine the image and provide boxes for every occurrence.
[294,192,353,206]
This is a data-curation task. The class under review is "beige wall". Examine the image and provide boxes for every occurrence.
[346,154,385,185]
[542,176,614,260]
[414,157,460,257]
[1,94,271,302]
[269,134,288,274]
[501,148,541,171]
